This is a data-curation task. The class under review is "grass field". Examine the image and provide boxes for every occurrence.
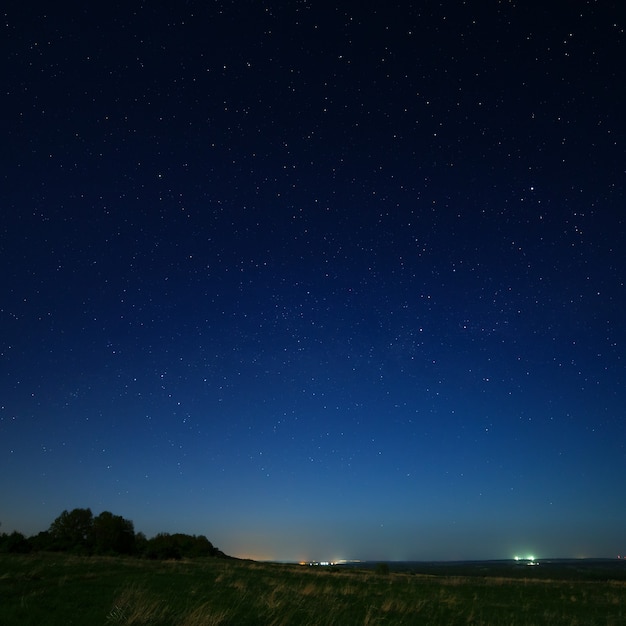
[1,553,625,625]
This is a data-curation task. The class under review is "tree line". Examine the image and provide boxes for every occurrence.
[0,508,228,559]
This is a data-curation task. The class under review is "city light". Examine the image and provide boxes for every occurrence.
[514,555,539,565]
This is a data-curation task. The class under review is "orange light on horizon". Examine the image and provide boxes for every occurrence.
[232,552,275,562]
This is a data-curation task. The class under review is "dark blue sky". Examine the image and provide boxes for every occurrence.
[2,1,625,561]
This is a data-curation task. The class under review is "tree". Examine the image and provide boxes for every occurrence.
[134,531,148,557]
[27,507,227,559]
[144,533,182,560]
[48,508,94,553]
[30,530,53,552]
[0,531,32,553]
[92,511,135,555]
[142,532,223,559]
[188,534,217,558]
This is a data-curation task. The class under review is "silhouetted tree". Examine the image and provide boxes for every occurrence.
[48,508,94,553]
[30,530,53,552]
[0,531,32,553]
[188,534,217,558]
[144,533,182,560]
[10,507,227,559]
[141,532,224,560]
[134,531,148,557]
[92,511,135,555]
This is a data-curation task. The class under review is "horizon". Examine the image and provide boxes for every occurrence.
[2,2,625,564]
[2,508,621,565]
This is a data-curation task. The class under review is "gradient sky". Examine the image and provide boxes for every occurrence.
[2,1,625,562]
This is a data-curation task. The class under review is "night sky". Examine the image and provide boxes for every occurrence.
[2,1,625,562]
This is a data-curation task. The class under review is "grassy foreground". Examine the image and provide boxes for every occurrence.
[1,553,625,625]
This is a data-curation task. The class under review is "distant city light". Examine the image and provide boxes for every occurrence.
[514,554,539,565]
[300,559,361,567]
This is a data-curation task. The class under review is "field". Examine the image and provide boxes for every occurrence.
[1,553,625,625]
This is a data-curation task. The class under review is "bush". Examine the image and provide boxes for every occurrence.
[0,531,32,554]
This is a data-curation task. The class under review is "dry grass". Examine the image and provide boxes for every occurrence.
[177,603,231,626]
[2,554,626,626]
[106,585,170,624]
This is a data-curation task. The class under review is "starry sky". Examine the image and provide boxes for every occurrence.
[2,1,625,562]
